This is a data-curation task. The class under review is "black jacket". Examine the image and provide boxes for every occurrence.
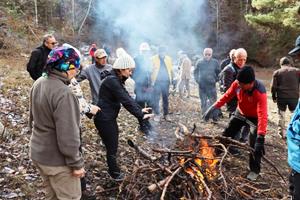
[95,70,144,121]
[194,58,220,86]
[219,62,240,92]
[27,45,51,80]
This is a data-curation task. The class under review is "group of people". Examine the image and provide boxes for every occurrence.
[26,32,300,199]
[203,35,300,200]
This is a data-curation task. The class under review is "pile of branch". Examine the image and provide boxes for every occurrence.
[115,132,287,200]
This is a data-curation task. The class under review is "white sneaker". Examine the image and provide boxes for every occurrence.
[153,115,160,122]
[247,171,259,181]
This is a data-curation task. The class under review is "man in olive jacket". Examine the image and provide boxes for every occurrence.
[29,46,84,199]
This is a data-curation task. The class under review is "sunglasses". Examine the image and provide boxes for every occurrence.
[49,42,58,45]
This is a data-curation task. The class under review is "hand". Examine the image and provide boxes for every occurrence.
[72,167,85,178]
[202,105,220,121]
[89,105,101,115]
[254,135,265,156]
[142,107,152,114]
[143,113,154,120]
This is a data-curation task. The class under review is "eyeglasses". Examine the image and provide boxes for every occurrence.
[204,54,211,56]
[49,42,58,45]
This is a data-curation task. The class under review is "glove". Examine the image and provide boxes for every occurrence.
[254,135,265,156]
[139,119,153,136]
[202,105,220,121]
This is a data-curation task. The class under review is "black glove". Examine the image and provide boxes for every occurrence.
[203,105,220,121]
[139,119,153,136]
[254,135,265,156]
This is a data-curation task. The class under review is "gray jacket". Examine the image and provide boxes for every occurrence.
[29,70,84,170]
[76,63,112,104]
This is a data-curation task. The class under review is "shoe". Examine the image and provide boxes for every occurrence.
[81,189,96,200]
[153,115,160,122]
[247,171,259,181]
[228,147,240,156]
[164,115,171,121]
[109,172,125,182]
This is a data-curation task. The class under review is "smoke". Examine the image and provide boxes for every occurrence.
[93,0,207,56]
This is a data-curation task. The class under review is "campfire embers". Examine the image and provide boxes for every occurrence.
[126,137,220,200]
[122,128,286,200]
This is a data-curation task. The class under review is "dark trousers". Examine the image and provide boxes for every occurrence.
[198,84,217,114]
[277,98,298,112]
[94,119,120,175]
[223,114,261,173]
[79,128,87,191]
[153,81,170,115]
[290,169,300,200]
[135,85,152,108]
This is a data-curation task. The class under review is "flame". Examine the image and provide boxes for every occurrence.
[180,138,218,183]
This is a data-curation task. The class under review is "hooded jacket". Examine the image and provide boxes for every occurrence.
[287,101,300,173]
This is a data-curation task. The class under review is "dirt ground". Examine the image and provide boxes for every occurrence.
[0,57,291,199]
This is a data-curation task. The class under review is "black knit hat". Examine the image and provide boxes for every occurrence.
[237,66,255,84]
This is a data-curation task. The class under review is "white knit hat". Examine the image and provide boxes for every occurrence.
[139,42,150,51]
[113,54,135,69]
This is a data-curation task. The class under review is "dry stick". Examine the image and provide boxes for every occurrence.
[148,176,171,192]
[192,135,287,185]
[160,166,183,200]
[152,148,192,154]
[215,143,228,190]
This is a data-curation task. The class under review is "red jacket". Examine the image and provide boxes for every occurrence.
[215,80,268,135]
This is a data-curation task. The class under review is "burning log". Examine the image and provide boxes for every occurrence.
[191,134,287,185]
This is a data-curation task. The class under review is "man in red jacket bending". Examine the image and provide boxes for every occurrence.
[204,66,268,181]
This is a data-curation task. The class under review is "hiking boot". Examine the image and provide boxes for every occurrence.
[109,171,125,182]
[247,171,259,181]
[81,189,96,200]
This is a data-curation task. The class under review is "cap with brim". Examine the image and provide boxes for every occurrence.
[288,36,300,55]
[288,46,300,55]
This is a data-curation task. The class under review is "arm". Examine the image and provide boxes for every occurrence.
[270,73,277,102]
[107,77,144,120]
[193,61,200,83]
[76,67,88,82]
[215,81,238,108]
[256,92,268,136]
[54,91,84,170]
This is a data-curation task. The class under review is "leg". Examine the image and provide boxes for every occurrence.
[161,81,170,116]
[178,79,184,97]
[277,109,286,138]
[199,86,208,114]
[33,162,57,200]
[222,115,245,139]
[94,119,120,177]
[289,169,300,200]
[248,125,261,174]
[152,83,162,115]
[35,162,81,200]
[185,79,190,97]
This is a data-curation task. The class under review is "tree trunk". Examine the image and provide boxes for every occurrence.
[34,0,38,26]
[78,0,93,35]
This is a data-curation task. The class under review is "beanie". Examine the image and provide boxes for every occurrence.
[113,55,135,69]
[47,46,80,72]
[237,66,255,84]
